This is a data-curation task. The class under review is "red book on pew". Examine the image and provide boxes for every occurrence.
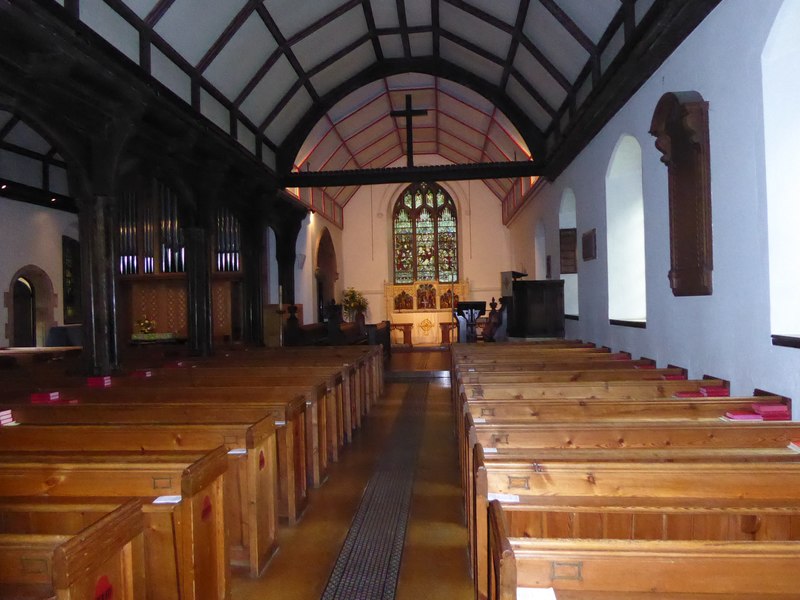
[724,410,763,420]
[30,391,61,403]
[700,386,729,397]
[87,376,112,388]
[788,441,800,453]
[132,369,154,378]
[752,403,790,416]
[0,409,18,426]
[761,414,791,421]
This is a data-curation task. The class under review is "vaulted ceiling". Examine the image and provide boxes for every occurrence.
[0,0,721,224]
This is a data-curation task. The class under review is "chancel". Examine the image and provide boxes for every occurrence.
[1,1,800,598]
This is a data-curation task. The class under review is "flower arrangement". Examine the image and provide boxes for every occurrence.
[341,287,368,322]
[136,315,156,334]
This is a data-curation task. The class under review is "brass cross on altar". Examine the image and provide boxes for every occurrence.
[390,94,428,167]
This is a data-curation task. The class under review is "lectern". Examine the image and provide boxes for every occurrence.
[455,301,486,343]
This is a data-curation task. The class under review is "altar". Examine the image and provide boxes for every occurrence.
[385,280,469,345]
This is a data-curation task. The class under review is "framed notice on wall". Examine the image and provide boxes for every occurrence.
[62,235,82,324]
[581,228,597,261]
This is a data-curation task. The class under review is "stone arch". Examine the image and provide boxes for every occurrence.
[4,265,57,347]
[315,227,338,322]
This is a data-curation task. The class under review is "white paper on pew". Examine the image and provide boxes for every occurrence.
[488,492,519,503]
[473,418,486,424]
[274,420,286,426]
[484,447,498,454]
[153,495,182,504]
[517,587,557,600]
[228,448,247,455]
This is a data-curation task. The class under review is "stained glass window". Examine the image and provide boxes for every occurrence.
[392,182,458,284]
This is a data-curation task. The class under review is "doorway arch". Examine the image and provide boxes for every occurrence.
[315,228,338,322]
[4,265,57,347]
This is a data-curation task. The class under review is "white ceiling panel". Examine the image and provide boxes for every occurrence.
[239,55,296,125]
[305,128,342,168]
[265,88,314,143]
[329,79,386,122]
[380,34,406,59]
[292,9,367,72]
[468,0,521,26]
[370,1,400,29]
[387,72,435,90]
[200,89,229,133]
[441,39,503,86]
[438,113,485,149]
[438,94,491,130]
[264,0,343,40]
[121,0,159,19]
[404,0,431,27]
[5,121,50,154]
[81,0,139,64]
[513,45,567,112]
[153,0,248,66]
[310,41,375,96]
[506,76,551,131]
[440,3,510,61]
[151,46,191,104]
[438,78,493,115]
[296,118,333,167]
[493,112,529,158]
[358,134,396,164]
[348,120,394,152]
[203,14,276,98]
[557,0,620,44]
[523,1,587,81]
[409,32,433,57]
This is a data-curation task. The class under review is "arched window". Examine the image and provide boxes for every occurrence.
[606,135,647,324]
[392,182,458,284]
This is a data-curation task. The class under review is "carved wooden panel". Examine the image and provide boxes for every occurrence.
[650,91,713,296]
[130,279,188,338]
[559,228,577,274]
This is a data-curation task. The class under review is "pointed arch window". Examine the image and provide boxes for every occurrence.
[392,182,458,284]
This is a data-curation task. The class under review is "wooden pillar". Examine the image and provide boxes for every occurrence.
[241,211,265,345]
[76,194,120,375]
[183,226,213,356]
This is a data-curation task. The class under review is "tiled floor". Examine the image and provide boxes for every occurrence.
[232,350,472,600]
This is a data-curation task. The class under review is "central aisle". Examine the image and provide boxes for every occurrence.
[231,355,472,600]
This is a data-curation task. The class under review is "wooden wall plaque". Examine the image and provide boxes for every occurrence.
[581,229,597,261]
[650,91,713,296]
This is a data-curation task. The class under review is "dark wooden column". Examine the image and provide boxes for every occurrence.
[183,226,213,356]
[240,208,266,345]
[272,208,306,307]
[76,193,120,375]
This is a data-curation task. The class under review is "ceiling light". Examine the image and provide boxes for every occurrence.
[51,198,56,202]
[1,184,6,190]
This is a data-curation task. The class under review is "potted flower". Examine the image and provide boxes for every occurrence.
[341,287,369,325]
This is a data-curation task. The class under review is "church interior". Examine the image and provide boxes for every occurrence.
[1,0,800,598]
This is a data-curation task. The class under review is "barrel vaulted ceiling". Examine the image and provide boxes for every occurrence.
[3,0,720,224]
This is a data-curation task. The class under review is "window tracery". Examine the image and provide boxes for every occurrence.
[392,183,458,284]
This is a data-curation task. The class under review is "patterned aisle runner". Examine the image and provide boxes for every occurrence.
[320,382,428,600]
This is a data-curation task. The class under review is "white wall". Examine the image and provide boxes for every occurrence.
[295,212,344,324]
[0,197,79,346]
[508,0,800,415]
[341,156,513,322]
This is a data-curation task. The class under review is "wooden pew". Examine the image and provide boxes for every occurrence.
[6,399,308,525]
[0,418,279,577]
[473,447,800,600]
[0,447,229,600]
[457,366,685,384]
[488,499,800,599]
[0,498,146,600]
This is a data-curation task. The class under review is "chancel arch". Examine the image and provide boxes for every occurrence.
[559,188,579,317]
[763,0,800,340]
[606,134,647,325]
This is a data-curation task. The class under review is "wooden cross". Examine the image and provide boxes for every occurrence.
[390,94,428,167]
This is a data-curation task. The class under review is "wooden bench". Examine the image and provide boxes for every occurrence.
[0,447,229,600]
[472,447,800,600]
[0,498,146,600]
[0,417,279,577]
[488,499,800,599]
[6,397,308,524]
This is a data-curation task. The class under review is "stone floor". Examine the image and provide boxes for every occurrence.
[231,349,472,600]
